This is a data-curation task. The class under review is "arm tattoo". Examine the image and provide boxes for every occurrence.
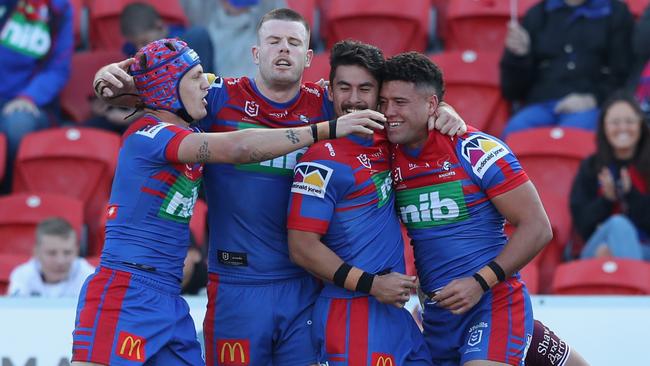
[249,149,276,162]
[286,129,300,144]
[196,140,211,163]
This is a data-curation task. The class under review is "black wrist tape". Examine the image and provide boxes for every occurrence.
[333,263,352,288]
[487,261,506,282]
[310,123,319,143]
[356,271,375,294]
[473,273,490,292]
[329,118,337,139]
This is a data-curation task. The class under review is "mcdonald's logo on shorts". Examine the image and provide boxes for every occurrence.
[216,339,250,365]
[116,331,146,361]
[372,352,395,366]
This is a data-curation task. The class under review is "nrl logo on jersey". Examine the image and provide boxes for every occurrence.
[357,154,371,169]
[245,101,259,117]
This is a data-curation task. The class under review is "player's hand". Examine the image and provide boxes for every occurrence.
[93,58,137,98]
[505,21,530,56]
[431,277,484,315]
[370,272,417,308]
[315,78,330,91]
[334,109,385,137]
[428,102,467,136]
[2,97,39,116]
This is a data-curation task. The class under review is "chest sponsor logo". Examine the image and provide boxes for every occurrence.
[217,339,250,365]
[372,353,395,366]
[396,181,468,228]
[135,122,172,139]
[1,3,51,58]
[159,175,201,223]
[238,147,306,175]
[371,171,392,208]
[461,135,508,178]
[117,331,146,361]
[245,100,259,117]
[291,162,333,198]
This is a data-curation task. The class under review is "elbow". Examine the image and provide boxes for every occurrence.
[288,236,308,269]
[537,218,554,251]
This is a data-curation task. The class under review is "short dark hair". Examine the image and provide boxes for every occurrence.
[383,52,445,100]
[36,217,76,245]
[120,2,161,37]
[329,40,384,85]
[256,8,310,40]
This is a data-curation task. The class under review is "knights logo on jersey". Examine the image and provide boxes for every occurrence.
[245,101,259,117]
[291,162,333,198]
[461,135,508,178]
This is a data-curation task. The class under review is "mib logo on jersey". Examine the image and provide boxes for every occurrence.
[396,181,468,229]
[159,175,201,223]
[371,171,393,208]
[1,1,51,58]
[238,148,307,175]
[291,162,333,198]
[461,135,508,178]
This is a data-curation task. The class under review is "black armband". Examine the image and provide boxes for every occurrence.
[472,273,490,293]
[355,271,375,294]
[487,261,506,282]
[329,118,337,139]
[310,123,319,143]
[333,263,352,288]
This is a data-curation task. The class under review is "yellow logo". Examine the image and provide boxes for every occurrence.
[116,331,145,361]
[372,353,395,366]
[217,340,249,365]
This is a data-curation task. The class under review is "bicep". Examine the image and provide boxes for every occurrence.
[490,181,547,227]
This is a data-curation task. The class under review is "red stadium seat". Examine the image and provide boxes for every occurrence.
[190,199,207,247]
[429,50,509,136]
[0,193,84,256]
[303,52,330,84]
[286,0,317,34]
[322,0,431,56]
[13,127,121,256]
[60,50,125,123]
[519,260,539,294]
[88,0,187,50]
[445,0,537,50]
[625,0,649,19]
[506,127,595,292]
[0,133,6,183]
[552,258,650,295]
[0,253,32,295]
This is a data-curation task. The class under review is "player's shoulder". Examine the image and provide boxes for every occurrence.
[123,116,190,141]
[301,140,343,163]
[300,82,326,101]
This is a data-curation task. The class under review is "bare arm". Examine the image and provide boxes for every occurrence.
[433,181,551,314]
[176,110,385,164]
[288,230,415,308]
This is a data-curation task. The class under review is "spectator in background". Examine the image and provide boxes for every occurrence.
[120,1,214,72]
[8,217,95,297]
[500,0,633,138]
[630,4,650,117]
[181,240,208,295]
[179,0,286,77]
[0,0,73,192]
[570,92,650,260]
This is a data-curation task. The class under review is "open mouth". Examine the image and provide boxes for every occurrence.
[274,58,292,68]
[387,121,402,128]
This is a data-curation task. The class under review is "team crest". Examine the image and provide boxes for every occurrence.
[291,162,333,198]
[460,135,508,178]
[245,101,259,117]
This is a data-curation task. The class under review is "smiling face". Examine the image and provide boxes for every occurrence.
[178,64,210,120]
[379,80,438,148]
[604,100,643,159]
[329,64,379,117]
[253,19,312,87]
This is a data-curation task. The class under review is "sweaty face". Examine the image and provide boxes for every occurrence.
[604,101,643,158]
[329,65,379,118]
[379,80,436,148]
[179,64,210,120]
[35,234,78,284]
[254,19,311,87]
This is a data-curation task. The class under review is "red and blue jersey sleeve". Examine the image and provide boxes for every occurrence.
[287,150,354,235]
[123,120,194,164]
[456,132,528,199]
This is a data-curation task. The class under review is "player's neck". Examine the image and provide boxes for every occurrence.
[254,75,301,103]
[145,109,191,128]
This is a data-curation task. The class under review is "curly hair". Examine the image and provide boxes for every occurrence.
[383,51,445,100]
[328,40,385,85]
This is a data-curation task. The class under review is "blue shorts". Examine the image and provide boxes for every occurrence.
[313,295,432,366]
[72,267,203,365]
[423,277,533,366]
[203,274,320,366]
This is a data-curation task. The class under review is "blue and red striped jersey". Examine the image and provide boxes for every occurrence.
[199,76,335,282]
[287,134,405,298]
[101,115,202,286]
[391,127,529,293]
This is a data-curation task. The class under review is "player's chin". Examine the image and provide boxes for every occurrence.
[189,107,207,121]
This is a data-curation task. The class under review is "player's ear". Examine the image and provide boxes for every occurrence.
[427,94,439,116]
[252,45,260,65]
[304,49,314,67]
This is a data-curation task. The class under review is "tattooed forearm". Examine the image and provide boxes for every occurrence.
[286,129,301,144]
[249,149,276,162]
[196,140,211,163]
